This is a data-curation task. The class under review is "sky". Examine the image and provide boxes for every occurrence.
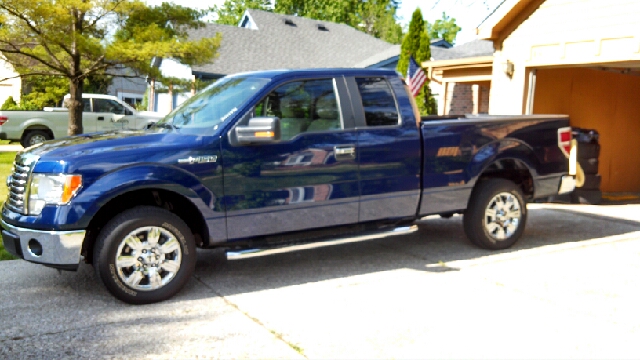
[145,0,505,45]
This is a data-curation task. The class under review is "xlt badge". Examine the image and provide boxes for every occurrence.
[177,155,218,164]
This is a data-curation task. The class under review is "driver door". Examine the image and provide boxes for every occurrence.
[221,77,360,240]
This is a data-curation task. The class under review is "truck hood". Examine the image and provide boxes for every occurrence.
[25,130,208,175]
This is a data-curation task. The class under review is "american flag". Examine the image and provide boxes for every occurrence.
[406,56,426,97]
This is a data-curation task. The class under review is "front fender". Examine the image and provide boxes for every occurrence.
[70,164,217,228]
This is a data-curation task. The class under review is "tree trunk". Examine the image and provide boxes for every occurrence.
[67,78,83,136]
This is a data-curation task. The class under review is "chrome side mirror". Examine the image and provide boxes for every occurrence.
[235,117,281,145]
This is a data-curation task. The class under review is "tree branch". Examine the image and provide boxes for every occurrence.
[0,3,74,57]
[0,41,70,75]
[84,0,127,31]
[0,72,67,83]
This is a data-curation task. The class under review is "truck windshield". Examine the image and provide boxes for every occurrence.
[155,76,270,133]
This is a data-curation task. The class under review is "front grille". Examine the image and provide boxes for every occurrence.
[5,153,38,214]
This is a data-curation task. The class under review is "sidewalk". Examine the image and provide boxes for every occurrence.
[0,144,23,152]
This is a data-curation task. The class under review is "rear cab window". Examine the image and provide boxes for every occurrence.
[354,77,400,127]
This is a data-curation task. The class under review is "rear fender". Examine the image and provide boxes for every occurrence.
[467,139,539,188]
[21,118,55,136]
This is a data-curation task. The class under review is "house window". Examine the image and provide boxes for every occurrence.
[285,152,315,166]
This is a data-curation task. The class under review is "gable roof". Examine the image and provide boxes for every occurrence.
[430,39,494,61]
[476,0,545,42]
[189,9,397,76]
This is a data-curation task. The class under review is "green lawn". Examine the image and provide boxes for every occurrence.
[0,152,17,260]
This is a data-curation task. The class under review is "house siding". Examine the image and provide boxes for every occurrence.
[0,59,21,104]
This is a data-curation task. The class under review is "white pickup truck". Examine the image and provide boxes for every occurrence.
[0,93,163,147]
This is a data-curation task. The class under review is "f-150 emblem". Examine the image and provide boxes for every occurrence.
[178,155,218,164]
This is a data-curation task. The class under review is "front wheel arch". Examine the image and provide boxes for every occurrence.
[82,188,209,265]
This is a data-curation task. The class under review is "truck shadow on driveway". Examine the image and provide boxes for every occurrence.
[192,207,640,298]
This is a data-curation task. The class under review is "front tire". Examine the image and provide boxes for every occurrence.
[93,206,196,304]
[464,179,527,250]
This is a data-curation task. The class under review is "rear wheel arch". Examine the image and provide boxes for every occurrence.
[474,157,535,200]
[82,188,210,264]
[21,127,54,147]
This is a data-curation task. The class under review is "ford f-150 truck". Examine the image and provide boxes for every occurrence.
[1,69,576,304]
[0,93,162,147]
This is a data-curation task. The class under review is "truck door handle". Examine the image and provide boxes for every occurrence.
[334,145,356,159]
[97,117,104,121]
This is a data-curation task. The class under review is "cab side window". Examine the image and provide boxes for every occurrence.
[82,99,92,112]
[355,77,400,126]
[254,79,342,140]
[93,99,125,114]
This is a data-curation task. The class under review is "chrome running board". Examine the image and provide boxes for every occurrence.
[226,225,418,259]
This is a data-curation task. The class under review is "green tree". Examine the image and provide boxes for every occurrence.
[426,12,461,45]
[19,76,68,110]
[212,0,272,25]
[0,0,220,136]
[1,96,18,110]
[397,8,436,115]
[274,0,403,44]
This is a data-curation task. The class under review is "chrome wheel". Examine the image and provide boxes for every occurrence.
[115,226,182,291]
[484,192,522,240]
[29,134,47,145]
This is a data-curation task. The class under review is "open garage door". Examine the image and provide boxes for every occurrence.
[532,66,640,192]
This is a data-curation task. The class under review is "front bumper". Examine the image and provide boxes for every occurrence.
[558,175,577,195]
[1,220,85,270]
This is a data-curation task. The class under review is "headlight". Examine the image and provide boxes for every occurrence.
[28,174,82,215]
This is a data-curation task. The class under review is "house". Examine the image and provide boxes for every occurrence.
[154,9,453,113]
[153,9,399,113]
[0,58,21,105]
[0,57,146,108]
[423,39,494,115]
[476,0,640,193]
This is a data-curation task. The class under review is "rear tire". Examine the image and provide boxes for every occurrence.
[22,130,52,147]
[93,206,196,304]
[464,179,527,250]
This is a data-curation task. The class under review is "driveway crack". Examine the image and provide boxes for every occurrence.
[193,274,307,358]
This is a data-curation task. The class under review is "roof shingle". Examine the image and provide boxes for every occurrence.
[190,9,396,75]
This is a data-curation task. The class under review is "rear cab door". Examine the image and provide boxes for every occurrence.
[345,75,422,222]
[92,98,131,131]
[79,98,99,133]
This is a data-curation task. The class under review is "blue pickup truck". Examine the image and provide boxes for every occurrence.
[2,69,576,304]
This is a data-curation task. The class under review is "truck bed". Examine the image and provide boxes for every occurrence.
[419,114,570,216]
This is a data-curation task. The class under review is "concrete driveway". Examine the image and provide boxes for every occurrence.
[1,203,640,358]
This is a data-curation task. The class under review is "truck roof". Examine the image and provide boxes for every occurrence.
[230,68,401,80]
[63,93,118,100]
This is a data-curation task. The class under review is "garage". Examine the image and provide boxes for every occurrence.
[475,0,640,194]
[532,66,640,192]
